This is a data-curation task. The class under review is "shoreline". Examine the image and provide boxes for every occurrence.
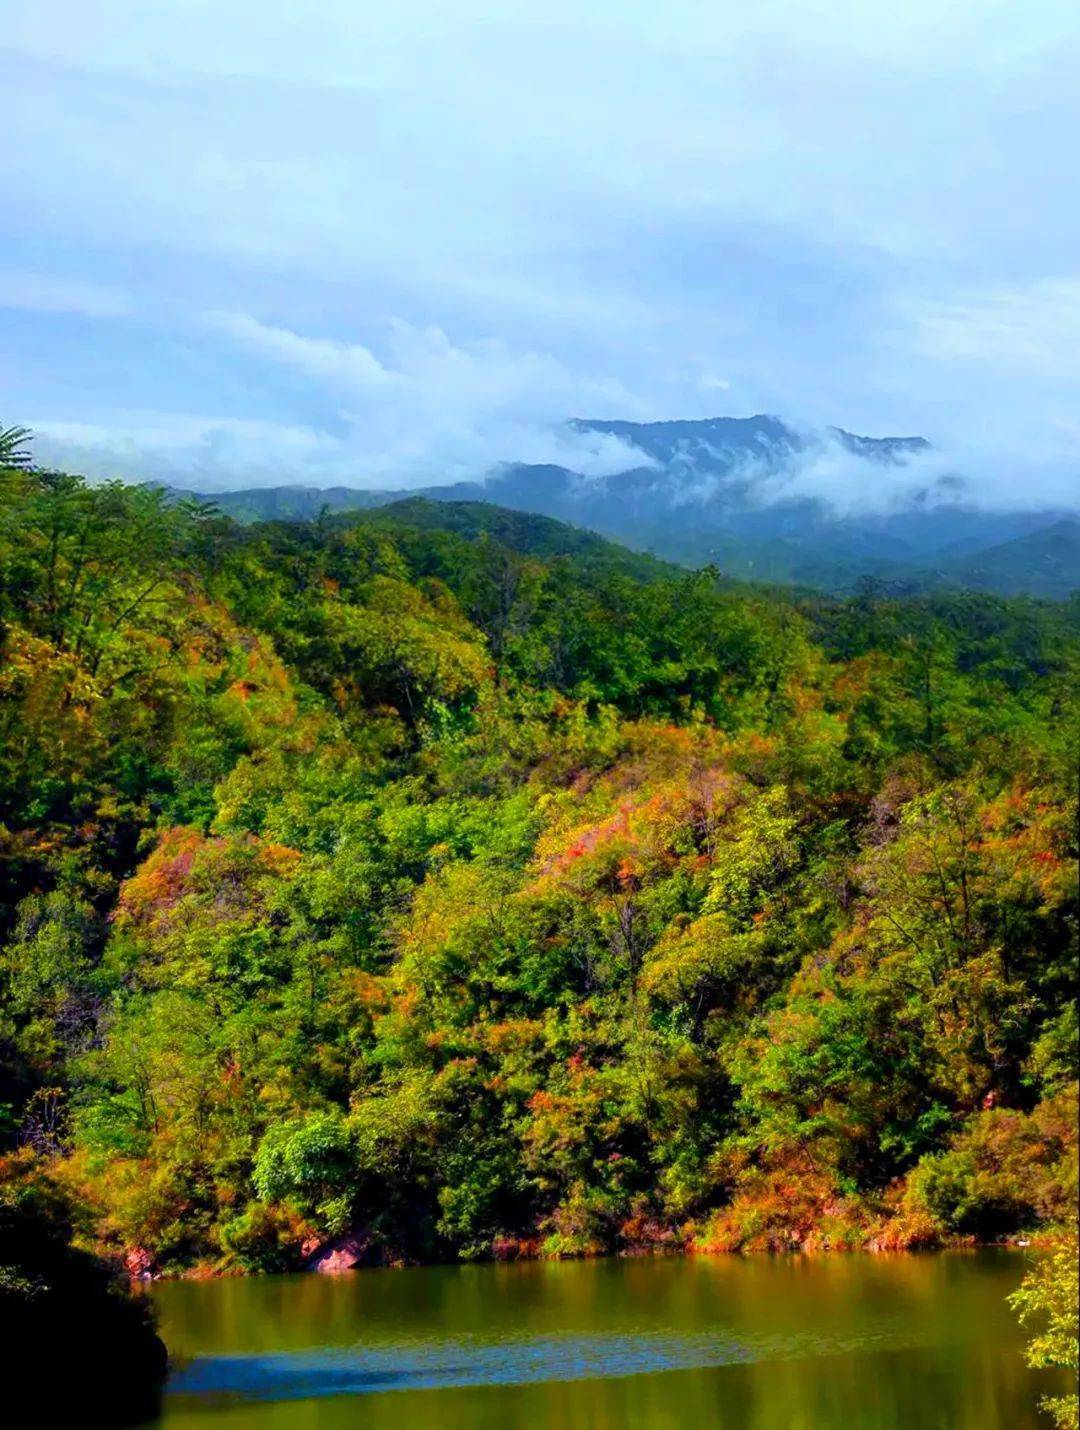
[130,1228,1053,1284]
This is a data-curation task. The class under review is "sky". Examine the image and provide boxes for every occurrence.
[2,0,1079,505]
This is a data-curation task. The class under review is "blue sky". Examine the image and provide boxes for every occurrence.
[3,1,1078,504]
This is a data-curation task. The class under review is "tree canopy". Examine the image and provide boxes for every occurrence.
[0,464,1076,1276]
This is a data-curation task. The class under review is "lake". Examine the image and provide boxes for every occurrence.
[149,1250,1062,1429]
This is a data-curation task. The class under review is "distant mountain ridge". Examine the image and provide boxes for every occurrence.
[571,414,930,469]
[185,415,1078,598]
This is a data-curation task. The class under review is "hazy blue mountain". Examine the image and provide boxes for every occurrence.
[190,415,1077,597]
[187,484,388,523]
[931,518,1080,599]
[571,414,929,472]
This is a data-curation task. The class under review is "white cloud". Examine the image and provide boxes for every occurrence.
[30,414,340,490]
[206,311,396,391]
[750,436,948,515]
[750,429,1079,515]
[202,310,649,482]
[0,270,130,317]
[3,2,1079,502]
[25,308,654,490]
[29,403,1078,514]
[909,277,1080,381]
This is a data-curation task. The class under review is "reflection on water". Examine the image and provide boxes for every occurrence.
[151,1250,1063,1429]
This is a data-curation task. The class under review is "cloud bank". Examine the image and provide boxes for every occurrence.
[3,1,1078,508]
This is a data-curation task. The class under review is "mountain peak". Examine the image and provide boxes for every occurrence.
[190,413,1074,598]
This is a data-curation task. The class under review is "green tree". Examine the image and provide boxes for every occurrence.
[1010,1215,1080,1430]
[0,425,33,468]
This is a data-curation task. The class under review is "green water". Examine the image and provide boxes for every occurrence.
[150,1250,1062,1429]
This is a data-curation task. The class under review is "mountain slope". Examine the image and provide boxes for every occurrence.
[932,518,1080,599]
[347,498,678,582]
[188,415,1076,597]
[3,463,1076,1280]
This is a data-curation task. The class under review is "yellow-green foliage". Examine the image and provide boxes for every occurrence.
[1010,1217,1080,1430]
[0,466,1077,1280]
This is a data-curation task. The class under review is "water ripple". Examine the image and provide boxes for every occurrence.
[167,1322,929,1408]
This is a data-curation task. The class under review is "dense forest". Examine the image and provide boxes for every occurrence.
[0,463,1076,1283]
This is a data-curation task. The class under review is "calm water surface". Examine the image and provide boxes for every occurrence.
[149,1250,1061,1429]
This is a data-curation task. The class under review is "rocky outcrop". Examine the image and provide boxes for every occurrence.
[302,1229,374,1274]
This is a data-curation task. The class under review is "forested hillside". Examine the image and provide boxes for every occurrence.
[192,415,1080,599]
[1,466,1076,1276]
